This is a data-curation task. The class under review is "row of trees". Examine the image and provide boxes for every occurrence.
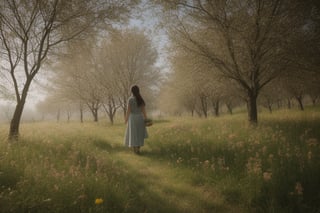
[153,0,320,123]
[37,28,161,124]
[159,68,320,117]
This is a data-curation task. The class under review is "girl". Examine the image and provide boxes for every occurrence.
[124,85,148,154]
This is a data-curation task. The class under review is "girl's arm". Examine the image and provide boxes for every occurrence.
[125,105,131,124]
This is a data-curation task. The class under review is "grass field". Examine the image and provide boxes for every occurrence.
[0,108,320,213]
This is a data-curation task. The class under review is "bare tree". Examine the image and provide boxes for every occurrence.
[307,75,320,106]
[48,28,160,124]
[154,0,301,124]
[104,28,161,116]
[96,46,121,125]
[0,0,140,140]
[51,37,104,122]
[278,69,313,111]
[49,50,88,123]
[162,40,239,117]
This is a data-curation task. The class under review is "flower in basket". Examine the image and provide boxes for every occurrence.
[144,118,153,126]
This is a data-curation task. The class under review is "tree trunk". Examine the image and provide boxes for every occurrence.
[247,91,258,124]
[213,100,220,117]
[87,102,99,122]
[108,113,114,125]
[80,108,83,123]
[9,79,31,140]
[226,103,233,115]
[9,101,25,140]
[79,102,84,123]
[107,105,116,125]
[296,96,304,111]
[267,99,272,113]
[102,101,117,125]
[200,96,208,118]
[277,100,281,109]
[93,109,98,122]
[67,111,71,122]
[287,98,292,109]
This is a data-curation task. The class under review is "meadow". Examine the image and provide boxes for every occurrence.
[0,108,320,213]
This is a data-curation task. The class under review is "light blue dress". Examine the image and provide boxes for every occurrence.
[124,96,148,147]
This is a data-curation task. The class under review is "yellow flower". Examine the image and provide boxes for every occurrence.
[95,198,103,205]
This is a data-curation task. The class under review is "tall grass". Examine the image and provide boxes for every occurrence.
[0,108,319,212]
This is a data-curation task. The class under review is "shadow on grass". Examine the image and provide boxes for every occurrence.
[112,155,228,212]
[92,138,127,153]
[0,164,23,189]
[142,138,238,174]
[91,138,228,211]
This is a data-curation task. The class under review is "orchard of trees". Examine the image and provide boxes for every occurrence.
[37,28,160,124]
[155,0,320,123]
[1,0,320,140]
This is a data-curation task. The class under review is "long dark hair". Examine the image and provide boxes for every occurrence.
[131,85,145,107]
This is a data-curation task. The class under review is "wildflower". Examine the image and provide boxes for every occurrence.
[43,198,52,202]
[211,164,215,171]
[53,184,59,191]
[246,157,262,175]
[95,198,103,205]
[255,152,260,158]
[203,160,210,168]
[306,138,318,146]
[295,182,303,195]
[190,146,195,153]
[263,172,272,181]
[228,134,236,139]
[262,146,267,154]
[307,151,312,160]
[176,157,183,164]
[78,194,87,200]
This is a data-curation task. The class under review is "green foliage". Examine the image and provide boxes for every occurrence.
[0,108,320,212]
